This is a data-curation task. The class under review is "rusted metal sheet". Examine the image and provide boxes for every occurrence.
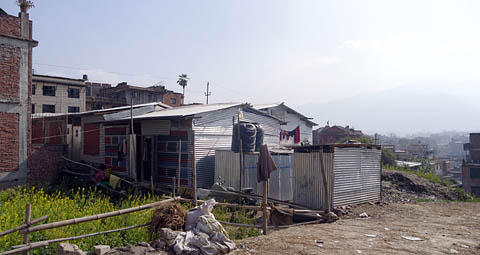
[332,147,381,206]
[293,151,334,210]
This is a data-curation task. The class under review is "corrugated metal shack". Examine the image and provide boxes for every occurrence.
[102,103,284,189]
[294,144,382,209]
[214,143,381,209]
[215,150,294,201]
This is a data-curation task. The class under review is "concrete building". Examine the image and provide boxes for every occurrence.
[462,133,480,196]
[312,125,363,145]
[253,102,317,145]
[85,81,184,110]
[0,7,37,187]
[32,74,87,113]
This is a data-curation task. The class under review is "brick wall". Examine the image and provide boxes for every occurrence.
[27,144,66,186]
[163,91,183,107]
[0,113,19,172]
[0,44,21,99]
[0,14,21,37]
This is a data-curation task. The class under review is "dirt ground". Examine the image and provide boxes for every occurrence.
[234,202,480,255]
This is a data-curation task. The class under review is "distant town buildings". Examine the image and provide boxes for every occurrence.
[85,80,183,111]
[312,125,363,144]
[32,74,87,113]
[462,133,480,196]
[0,7,37,187]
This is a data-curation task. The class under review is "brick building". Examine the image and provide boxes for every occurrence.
[85,80,183,110]
[462,133,480,196]
[312,125,363,145]
[0,7,37,187]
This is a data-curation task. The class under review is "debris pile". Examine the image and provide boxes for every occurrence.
[381,169,467,202]
[149,202,186,239]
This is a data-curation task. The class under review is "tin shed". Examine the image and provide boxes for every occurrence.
[293,144,382,209]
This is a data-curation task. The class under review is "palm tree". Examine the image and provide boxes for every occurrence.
[177,74,189,96]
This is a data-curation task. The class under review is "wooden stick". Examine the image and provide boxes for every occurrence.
[199,188,311,209]
[173,177,176,198]
[218,220,262,228]
[20,198,176,234]
[8,223,149,254]
[62,156,133,185]
[23,204,31,255]
[192,130,197,207]
[0,215,49,237]
[262,179,269,235]
[172,197,266,211]
[271,219,323,229]
[150,175,154,195]
[319,151,330,212]
[177,140,182,195]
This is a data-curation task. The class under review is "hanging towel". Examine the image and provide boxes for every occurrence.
[109,174,121,189]
[257,144,277,182]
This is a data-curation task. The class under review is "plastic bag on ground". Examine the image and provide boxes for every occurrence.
[185,199,217,231]
[196,215,227,236]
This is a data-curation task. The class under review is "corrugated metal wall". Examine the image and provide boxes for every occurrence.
[293,152,334,210]
[332,147,381,206]
[194,106,282,188]
[214,150,294,201]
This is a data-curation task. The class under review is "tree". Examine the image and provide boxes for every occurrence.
[177,74,189,96]
[381,148,396,166]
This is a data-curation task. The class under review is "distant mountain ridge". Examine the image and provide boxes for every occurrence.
[298,89,480,135]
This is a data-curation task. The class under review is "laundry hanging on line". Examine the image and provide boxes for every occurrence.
[279,126,300,144]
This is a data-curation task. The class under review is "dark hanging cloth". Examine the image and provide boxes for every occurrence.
[294,126,300,144]
[257,144,277,183]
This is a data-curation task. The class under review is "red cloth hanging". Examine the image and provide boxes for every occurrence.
[294,126,300,143]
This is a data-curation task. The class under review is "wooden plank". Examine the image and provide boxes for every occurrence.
[20,198,176,234]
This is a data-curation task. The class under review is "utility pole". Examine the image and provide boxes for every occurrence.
[204,82,211,104]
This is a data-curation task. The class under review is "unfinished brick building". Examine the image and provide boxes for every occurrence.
[0,7,37,188]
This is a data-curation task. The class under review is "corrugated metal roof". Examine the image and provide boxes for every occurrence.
[32,102,171,119]
[126,103,242,120]
[253,102,318,126]
[396,160,422,168]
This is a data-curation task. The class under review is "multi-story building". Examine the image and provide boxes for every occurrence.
[0,7,37,187]
[312,125,363,144]
[85,80,183,110]
[462,133,480,196]
[32,74,87,113]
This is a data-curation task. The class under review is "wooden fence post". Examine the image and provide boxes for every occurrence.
[177,140,182,195]
[192,131,197,206]
[23,203,31,255]
[262,179,269,235]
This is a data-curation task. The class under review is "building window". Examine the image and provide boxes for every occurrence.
[42,104,55,113]
[170,98,177,104]
[42,86,56,96]
[86,87,91,97]
[470,168,480,179]
[68,88,80,98]
[32,84,36,95]
[68,106,80,113]
[148,94,153,101]
[31,104,35,114]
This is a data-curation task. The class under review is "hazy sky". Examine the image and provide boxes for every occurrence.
[3,0,480,133]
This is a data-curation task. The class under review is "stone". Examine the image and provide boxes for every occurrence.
[57,243,87,255]
[93,245,111,255]
[359,212,369,218]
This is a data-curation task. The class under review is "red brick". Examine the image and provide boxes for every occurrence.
[0,44,20,99]
[0,15,21,38]
[0,113,19,172]
[84,123,100,155]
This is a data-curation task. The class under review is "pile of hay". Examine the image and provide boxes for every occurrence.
[149,202,186,240]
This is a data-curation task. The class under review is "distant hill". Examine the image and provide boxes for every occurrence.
[298,89,480,135]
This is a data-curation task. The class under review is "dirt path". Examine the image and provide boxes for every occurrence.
[234,202,480,255]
